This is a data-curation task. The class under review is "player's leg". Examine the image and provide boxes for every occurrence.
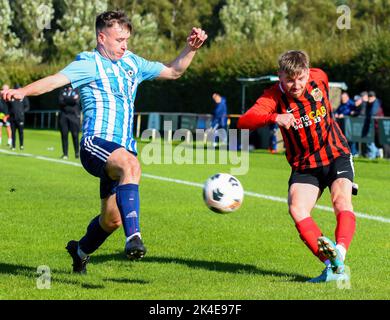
[321,177,355,266]
[100,194,122,232]
[71,194,122,270]
[69,115,80,158]
[318,155,356,273]
[288,182,326,262]
[5,121,12,146]
[105,148,146,260]
[10,120,16,150]
[66,137,124,273]
[18,121,24,149]
[59,113,69,158]
[288,171,347,283]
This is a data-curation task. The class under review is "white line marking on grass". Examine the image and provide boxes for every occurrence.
[1,148,390,224]
[143,174,390,224]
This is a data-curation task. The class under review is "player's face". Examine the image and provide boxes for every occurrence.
[279,69,309,99]
[98,23,131,61]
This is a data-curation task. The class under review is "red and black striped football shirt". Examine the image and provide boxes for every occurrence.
[237,68,350,170]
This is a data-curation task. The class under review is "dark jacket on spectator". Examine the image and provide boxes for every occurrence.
[9,98,30,122]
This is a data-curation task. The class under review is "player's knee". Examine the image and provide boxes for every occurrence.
[332,196,353,213]
[289,204,310,222]
[121,157,141,180]
[108,151,141,181]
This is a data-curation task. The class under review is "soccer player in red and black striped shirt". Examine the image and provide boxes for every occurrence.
[238,51,356,283]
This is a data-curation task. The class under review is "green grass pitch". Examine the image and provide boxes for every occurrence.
[0,129,389,299]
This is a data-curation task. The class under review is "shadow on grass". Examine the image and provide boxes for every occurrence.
[103,278,149,285]
[92,253,310,283]
[0,262,104,289]
[0,262,149,289]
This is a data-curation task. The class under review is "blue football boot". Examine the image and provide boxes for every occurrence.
[307,265,349,283]
[317,236,345,274]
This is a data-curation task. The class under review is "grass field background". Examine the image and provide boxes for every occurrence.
[0,129,389,300]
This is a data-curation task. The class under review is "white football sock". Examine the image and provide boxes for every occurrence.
[77,246,89,260]
[126,232,141,243]
[336,244,347,262]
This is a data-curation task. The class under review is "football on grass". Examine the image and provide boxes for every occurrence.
[203,173,244,213]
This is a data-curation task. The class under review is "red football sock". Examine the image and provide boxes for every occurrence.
[335,211,356,250]
[295,217,327,262]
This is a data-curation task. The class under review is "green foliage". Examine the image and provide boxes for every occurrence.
[287,0,339,36]
[52,0,108,60]
[130,13,168,56]
[0,0,24,62]
[218,0,296,43]
[10,0,54,63]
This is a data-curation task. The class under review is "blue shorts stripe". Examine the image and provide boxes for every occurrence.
[85,137,111,158]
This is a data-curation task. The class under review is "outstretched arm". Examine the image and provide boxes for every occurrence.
[238,88,296,130]
[2,73,70,101]
[158,27,208,80]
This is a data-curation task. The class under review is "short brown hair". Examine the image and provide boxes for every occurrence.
[96,10,133,35]
[278,50,310,77]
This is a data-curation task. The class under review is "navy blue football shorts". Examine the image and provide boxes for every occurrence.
[80,136,136,199]
[288,154,354,193]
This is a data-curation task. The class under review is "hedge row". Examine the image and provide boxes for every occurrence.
[1,29,389,115]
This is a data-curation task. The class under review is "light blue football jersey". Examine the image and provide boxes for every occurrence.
[60,49,164,154]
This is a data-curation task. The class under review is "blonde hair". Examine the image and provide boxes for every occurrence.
[278,50,310,77]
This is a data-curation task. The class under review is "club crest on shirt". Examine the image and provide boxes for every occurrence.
[311,88,323,102]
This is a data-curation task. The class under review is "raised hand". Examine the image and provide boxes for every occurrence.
[187,27,208,50]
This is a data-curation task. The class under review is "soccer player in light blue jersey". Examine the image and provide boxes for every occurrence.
[2,10,208,273]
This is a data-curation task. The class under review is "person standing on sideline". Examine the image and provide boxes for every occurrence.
[58,85,81,159]
[335,92,358,156]
[211,92,228,146]
[8,84,30,151]
[268,123,278,154]
[0,84,13,147]
[362,91,384,159]
[359,91,368,116]
[238,50,356,283]
[2,10,207,274]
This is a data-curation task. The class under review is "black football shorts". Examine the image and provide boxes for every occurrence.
[288,155,354,192]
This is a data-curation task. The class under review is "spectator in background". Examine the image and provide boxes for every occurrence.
[350,95,362,117]
[335,92,358,156]
[8,84,30,150]
[362,91,384,159]
[58,85,81,160]
[335,92,355,118]
[211,92,228,146]
[268,123,278,154]
[347,95,363,157]
[359,91,369,116]
[0,84,13,147]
